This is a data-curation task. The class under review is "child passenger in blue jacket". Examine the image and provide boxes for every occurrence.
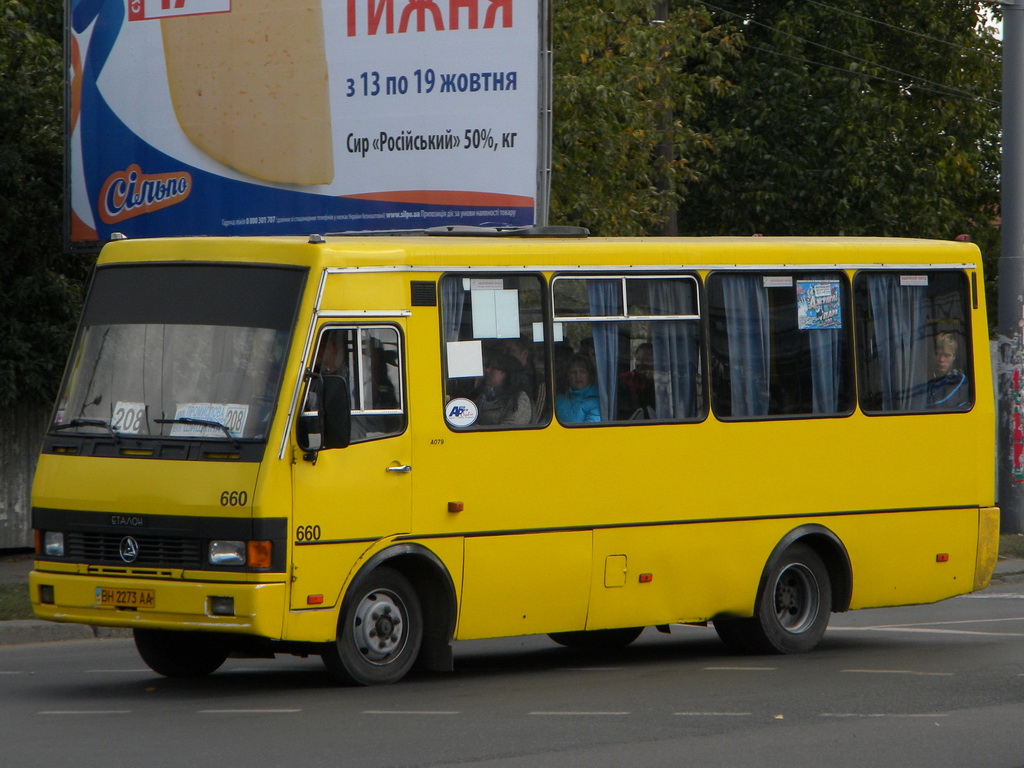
[556,354,602,423]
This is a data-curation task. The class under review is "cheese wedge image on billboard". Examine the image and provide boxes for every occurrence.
[160,0,334,185]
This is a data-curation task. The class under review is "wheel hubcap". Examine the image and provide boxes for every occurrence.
[773,563,819,634]
[352,589,406,664]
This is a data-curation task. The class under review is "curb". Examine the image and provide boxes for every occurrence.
[0,621,131,646]
[991,570,1024,585]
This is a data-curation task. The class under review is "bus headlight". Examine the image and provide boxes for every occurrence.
[43,532,65,557]
[209,540,246,566]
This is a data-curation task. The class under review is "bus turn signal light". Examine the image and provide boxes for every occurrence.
[936,553,950,563]
[247,540,272,568]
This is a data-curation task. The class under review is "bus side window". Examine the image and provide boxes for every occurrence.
[440,274,550,430]
[707,272,854,419]
[550,274,704,425]
[303,326,407,445]
[853,271,973,413]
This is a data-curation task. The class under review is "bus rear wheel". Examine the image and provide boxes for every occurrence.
[133,628,230,679]
[714,543,831,654]
[548,627,644,651]
[322,568,423,685]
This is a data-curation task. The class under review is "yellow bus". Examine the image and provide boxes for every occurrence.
[30,228,1000,684]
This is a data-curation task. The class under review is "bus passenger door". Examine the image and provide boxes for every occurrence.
[289,324,411,611]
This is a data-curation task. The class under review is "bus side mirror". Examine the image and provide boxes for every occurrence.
[297,374,351,458]
[320,374,352,450]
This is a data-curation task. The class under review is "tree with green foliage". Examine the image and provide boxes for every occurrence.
[0,0,91,407]
[550,0,742,235]
[550,1,1002,319]
[682,1,1000,307]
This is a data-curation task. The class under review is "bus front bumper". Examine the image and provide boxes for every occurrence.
[29,569,286,638]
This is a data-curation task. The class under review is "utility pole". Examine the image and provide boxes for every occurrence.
[999,0,1024,533]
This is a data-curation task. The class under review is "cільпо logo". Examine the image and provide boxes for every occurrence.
[99,164,192,224]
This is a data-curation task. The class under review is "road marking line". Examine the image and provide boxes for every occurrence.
[199,709,301,714]
[819,712,946,720]
[704,666,776,671]
[842,669,953,676]
[961,593,1024,599]
[529,712,630,717]
[837,616,1024,628]
[363,710,460,715]
[831,626,1024,637]
[38,710,131,715]
[674,712,753,717]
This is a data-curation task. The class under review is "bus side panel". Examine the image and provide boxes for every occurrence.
[833,507,978,609]
[456,532,591,640]
[587,524,765,629]
[586,508,980,630]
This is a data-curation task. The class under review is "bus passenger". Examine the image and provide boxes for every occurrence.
[501,337,538,408]
[474,351,532,426]
[618,342,655,419]
[556,354,601,424]
[927,332,970,409]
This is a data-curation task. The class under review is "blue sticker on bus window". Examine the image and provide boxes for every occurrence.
[796,280,842,330]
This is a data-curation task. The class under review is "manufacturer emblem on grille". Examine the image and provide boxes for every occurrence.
[119,536,139,563]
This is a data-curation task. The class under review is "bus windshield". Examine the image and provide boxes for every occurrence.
[52,263,306,442]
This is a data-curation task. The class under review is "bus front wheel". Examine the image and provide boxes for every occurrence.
[322,567,423,685]
[133,628,230,679]
[714,543,831,654]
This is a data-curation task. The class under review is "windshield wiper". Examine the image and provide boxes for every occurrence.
[154,417,240,448]
[53,418,121,444]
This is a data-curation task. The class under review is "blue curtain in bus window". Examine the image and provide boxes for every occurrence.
[867,275,928,410]
[721,276,770,417]
[587,279,621,421]
[808,329,842,414]
[648,281,699,419]
[442,278,465,342]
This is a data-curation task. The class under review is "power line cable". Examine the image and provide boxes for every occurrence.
[698,1,1000,106]
[743,42,1000,107]
[805,0,1000,61]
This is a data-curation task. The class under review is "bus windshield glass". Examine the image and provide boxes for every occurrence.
[52,263,306,441]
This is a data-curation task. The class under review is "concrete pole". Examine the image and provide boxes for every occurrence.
[998,0,1024,533]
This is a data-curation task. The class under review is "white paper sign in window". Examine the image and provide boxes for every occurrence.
[446,340,484,378]
[169,403,248,437]
[471,289,521,339]
[112,401,146,434]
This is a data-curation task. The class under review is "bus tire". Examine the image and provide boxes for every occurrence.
[322,567,423,686]
[133,629,230,679]
[716,543,831,654]
[548,627,644,651]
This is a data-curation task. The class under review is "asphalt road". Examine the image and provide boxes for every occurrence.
[2,579,1023,768]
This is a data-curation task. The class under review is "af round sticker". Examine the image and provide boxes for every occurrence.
[445,398,478,428]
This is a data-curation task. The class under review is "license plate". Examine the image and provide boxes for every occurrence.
[97,587,155,609]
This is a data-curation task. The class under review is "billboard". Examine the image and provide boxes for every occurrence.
[67,0,547,244]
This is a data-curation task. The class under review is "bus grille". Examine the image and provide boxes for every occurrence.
[65,532,203,568]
